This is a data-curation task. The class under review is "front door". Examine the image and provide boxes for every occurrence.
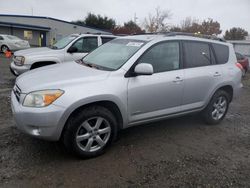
[128,41,184,123]
[65,36,98,61]
[40,32,46,47]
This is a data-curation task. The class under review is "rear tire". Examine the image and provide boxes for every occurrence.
[202,90,230,125]
[62,105,118,158]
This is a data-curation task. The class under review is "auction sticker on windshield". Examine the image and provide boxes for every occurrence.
[126,42,144,47]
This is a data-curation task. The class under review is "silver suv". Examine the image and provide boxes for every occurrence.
[10,33,116,76]
[11,33,242,158]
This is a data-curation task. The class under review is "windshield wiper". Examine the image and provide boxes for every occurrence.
[50,46,58,49]
[77,59,100,69]
[77,59,114,71]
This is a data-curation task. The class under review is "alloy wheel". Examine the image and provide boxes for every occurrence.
[76,117,111,152]
[211,96,227,120]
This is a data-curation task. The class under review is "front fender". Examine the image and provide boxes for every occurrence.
[55,95,128,140]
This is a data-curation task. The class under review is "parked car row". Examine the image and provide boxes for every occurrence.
[0,34,30,53]
[10,33,242,158]
[9,34,116,76]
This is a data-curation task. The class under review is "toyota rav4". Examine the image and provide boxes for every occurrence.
[11,33,242,158]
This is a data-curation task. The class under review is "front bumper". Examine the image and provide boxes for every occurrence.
[11,91,66,141]
[10,61,30,76]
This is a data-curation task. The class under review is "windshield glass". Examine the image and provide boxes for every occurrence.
[51,35,78,49]
[7,35,20,40]
[82,39,145,70]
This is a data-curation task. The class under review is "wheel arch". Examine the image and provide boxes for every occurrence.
[30,61,57,69]
[218,85,233,102]
[59,100,125,140]
[1,44,10,51]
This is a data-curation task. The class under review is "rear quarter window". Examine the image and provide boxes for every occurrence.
[101,37,115,44]
[212,43,229,64]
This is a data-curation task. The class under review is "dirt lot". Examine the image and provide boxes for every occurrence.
[0,54,250,188]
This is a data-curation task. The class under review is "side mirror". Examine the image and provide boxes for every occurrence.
[134,63,153,75]
[67,46,78,53]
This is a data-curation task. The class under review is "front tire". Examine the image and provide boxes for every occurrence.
[62,106,118,158]
[202,90,230,125]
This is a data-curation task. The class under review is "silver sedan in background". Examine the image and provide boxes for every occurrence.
[0,34,30,53]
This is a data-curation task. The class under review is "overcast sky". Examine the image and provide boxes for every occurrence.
[0,0,249,34]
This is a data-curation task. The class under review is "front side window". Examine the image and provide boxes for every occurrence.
[51,35,78,49]
[82,39,145,70]
[137,42,180,73]
[183,41,212,68]
[72,37,98,53]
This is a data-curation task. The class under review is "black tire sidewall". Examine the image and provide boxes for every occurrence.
[203,90,230,125]
[63,106,118,158]
[1,45,9,52]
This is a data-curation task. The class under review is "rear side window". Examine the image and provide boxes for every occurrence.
[183,41,212,68]
[101,37,115,44]
[212,43,229,64]
[0,36,3,40]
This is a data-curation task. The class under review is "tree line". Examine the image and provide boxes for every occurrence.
[72,9,248,40]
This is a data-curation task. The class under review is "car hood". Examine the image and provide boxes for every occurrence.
[16,62,111,93]
[14,47,56,57]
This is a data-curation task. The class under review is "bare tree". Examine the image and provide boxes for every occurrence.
[170,17,222,36]
[144,7,172,32]
[180,17,199,32]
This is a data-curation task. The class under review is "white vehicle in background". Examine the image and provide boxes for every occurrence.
[10,33,116,76]
[0,34,30,53]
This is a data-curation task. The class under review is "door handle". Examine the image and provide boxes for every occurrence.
[213,72,221,77]
[173,76,183,83]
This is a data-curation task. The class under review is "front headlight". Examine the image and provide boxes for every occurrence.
[14,56,25,66]
[23,90,64,107]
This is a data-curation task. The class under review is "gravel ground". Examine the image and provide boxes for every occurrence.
[0,54,250,188]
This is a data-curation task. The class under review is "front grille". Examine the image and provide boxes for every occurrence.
[13,85,21,102]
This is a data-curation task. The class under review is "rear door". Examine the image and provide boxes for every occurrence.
[65,36,98,61]
[181,40,223,110]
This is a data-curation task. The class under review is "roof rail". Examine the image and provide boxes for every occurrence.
[132,32,157,35]
[84,32,113,35]
[163,32,226,42]
[132,32,226,42]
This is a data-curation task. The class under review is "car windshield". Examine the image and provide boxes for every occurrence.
[81,39,146,70]
[51,35,78,49]
[6,35,20,40]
